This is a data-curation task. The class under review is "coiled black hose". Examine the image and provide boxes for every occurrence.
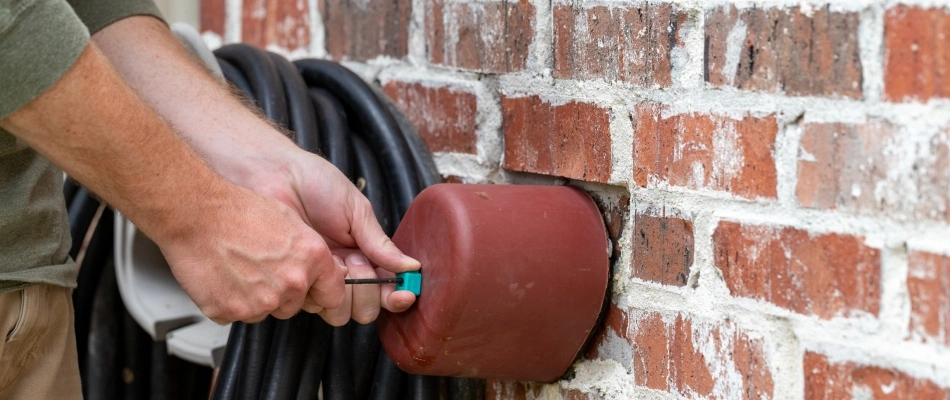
[208,43,456,400]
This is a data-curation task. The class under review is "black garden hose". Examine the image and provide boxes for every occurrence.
[209,43,443,400]
[67,187,101,260]
[309,88,354,180]
[214,45,288,127]
[294,314,332,400]
[218,58,256,104]
[211,322,246,400]
[238,317,276,400]
[73,208,113,381]
[260,316,309,400]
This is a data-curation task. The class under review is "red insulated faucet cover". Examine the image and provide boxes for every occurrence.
[378,184,610,382]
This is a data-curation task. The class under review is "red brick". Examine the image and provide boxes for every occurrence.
[426,0,535,73]
[796,121,950,222]
[705,5,862,98]
[629,311,773,398]
[884,6,950,102]
[320,0,410,61]
[713,221,881,319]
[908,251,950,345]
[553,3,684,87]
[804,352,950,399]
[584,303,628,360]
[589,194,629,258]
[501,95,611,182]
[383,81,478,154]
[242,0,310,51]
[632,209,693,286]
[631,103,778,199]
[200,0,226,37]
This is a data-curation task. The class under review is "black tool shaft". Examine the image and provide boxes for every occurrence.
[344,278,403,285]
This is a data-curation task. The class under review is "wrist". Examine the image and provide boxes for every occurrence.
[133,167,232,246]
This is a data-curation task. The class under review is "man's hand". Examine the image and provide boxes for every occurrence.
[194,141,421,323]
[158,184,349,323]
[89,16,420,323]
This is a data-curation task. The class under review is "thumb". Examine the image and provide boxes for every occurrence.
[351,202,420,273]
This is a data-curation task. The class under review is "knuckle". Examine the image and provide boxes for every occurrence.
[283,269,310,294]
[256,292,281,312]
[356,197,373,214]
[309,242,331,260]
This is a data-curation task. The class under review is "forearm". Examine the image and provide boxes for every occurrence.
[89,16,300,190]
[0,43,230,244]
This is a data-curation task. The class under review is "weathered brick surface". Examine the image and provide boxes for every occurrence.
[629,311,773,398]
[714,221,881,319]
[485,381,591,400]
[797,121,950,222]
[590,194,629,258]
[200,0,226,37]
[705,5,862,98]
[502,95,611,182]
[242,0,310,51]
[908,251,950,345]
[885,6,950,102]
[583,306,772,398]
[631,104,778,200]
[383,81,478,154]
[631,209,693,286]
[805,352,950,399]
[553,3,683,87]
[426,0,534,73]
[320,0,410,61]
[585,303,629,361]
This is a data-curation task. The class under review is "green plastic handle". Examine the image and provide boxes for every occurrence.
[395,271,422,296]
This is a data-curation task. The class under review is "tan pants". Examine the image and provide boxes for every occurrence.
[0,284,83,399]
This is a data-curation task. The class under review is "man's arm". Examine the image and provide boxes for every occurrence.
[0,44,346,323]
[90,16,419,322]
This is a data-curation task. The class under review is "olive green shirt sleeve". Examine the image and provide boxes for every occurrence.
[68,0,164,35]
[0,0,89,120]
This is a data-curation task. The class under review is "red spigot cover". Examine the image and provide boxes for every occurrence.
[378,184,610,382]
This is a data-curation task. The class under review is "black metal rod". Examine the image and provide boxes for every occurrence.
[344,278,402,285]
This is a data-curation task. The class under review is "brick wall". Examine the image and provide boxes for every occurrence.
[201,1,950,398]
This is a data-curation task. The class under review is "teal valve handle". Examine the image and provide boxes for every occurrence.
[395,271,422,296]
[344,271,422,297]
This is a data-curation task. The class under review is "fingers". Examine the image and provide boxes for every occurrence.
[317,253,377,326]
[345,254,381,324]
[376,268,417,313]
[307,255,348,309]
[381,289,416,313]
[348,197,421,274]
[310,252,417,326]
[318,283,352,326]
